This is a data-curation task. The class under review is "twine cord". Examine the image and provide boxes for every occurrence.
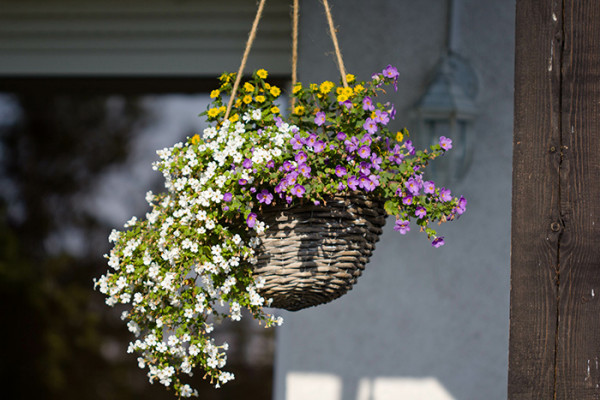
[226,0,349,119]
[322,0,348,87]
[225,0,267,120]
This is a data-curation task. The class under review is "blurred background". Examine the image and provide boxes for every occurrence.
[0,0,514,399]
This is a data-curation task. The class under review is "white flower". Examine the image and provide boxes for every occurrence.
[167,335,179,347]
[108,229,121,243]
[180,384,194,397]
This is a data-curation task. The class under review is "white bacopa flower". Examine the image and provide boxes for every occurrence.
[167,335,179,347]
[108,229,121,243]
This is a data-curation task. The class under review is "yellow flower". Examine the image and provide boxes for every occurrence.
[190,134,200,144]
[210,89,220,98]
[336,87,344,95]
[337,94,348,102]
[354,84,365,94]
[320,81,335,94]
[310,83,318,91]
[396,131,404,142]
[293,105,305,115]
[270,86,281,97]
[243,82,254,92]
[271,106,280,114]
[257,69,268,79]
[346,74,355,83]
[229,114,239,122]
[219,72,233,82]
[255,95,266,103]
[235,99,242,107]
[292,83,302,94]
[342,87,353,97]
[207,108,220,118]
[219,106,226,114]
[371,111,377,119]
[242,95,252,104]
[265,83,271,90]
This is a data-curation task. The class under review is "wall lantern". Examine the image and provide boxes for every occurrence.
[412,0,479,186]
[413,52,478,186]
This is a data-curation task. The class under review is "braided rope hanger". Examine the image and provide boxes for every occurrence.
[225,0,349,120]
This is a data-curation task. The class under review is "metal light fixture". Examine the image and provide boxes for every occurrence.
[412,0,478,186]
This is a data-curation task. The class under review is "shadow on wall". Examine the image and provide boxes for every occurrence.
[285,372,455,400]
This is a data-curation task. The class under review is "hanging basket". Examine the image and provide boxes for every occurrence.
[254,194,387,311]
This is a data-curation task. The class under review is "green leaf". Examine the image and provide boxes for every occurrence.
[384,200,399,215]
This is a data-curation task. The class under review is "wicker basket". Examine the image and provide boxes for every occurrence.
[254,194,387,311]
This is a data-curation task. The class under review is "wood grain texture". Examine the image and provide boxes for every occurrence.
[555,0,600,398]
[510,0,600,398]
[508,0,563,398]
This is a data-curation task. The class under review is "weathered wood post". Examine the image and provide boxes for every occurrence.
[509,0,600,398]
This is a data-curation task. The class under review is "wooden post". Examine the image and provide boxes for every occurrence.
[509,0,600,398]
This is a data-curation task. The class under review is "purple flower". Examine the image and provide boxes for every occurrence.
[285,171,299,185]
[457,196,467,215]
[274,182,285,193]
[298,163,312,178]
[405,177,421,195]
[257,189,273,205]
[290,134,304,150]
[432,237,445,248]
[439,188,452,202]
[274,116,283,127]
[282,160,294,172]
[439,136,453,151]
[345,137,359,152]
[266,159,275,169]
[238,178,248,186]
[363,118,378,134]
[335,165,347,177]
[340,100,353,110]
[336,132,347,141]
[423,181,435,194]
[358,145,371,159]
[247,213,257,228]
[337,182,346,191]
[374,110,390,125]
[362,96,375,111]
[383,65,399,79]
[306,133,318,147]
[360,134,372,146]
[371,153,383,170]
[223,192,233,202]
[405,140,415,155]
[313,140,325,153]
[314,111,326,126]
[250,187,256,193]
[359,161,371,175]
[394,219,410,234]
[242,158,253,169]
[291,184,305,198]
[314,200,321,205]
[415,206,427,219]
[347,175,359,191]
[402,195,413,205]
[295,151,307,164]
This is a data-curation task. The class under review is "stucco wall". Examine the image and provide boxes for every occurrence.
[273,1,515,399]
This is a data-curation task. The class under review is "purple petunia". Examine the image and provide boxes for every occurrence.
[439,136,453,151]
[257,189,273,205]
[405,177,421,196]
[402,195,413,205]
[371,153,383,170]
[383,64,399,79]
[362,96,375,111]
[291,184,306,198]
[282,160,294,172]
[238,178,248,186]
[298,163,312,178]
[306,133,318,147]
[457,196,467,215]
[335,165,347,177]
[357,145,371,159]
[363,118,378,135]
[415,206,427,219]
[405,140,416,155]
[223,192,233,202]
[432,237,445,248]
[374,110,390,125]
[439,188,452,202]
[394,219,410,234]
[314,111,326,126]
[290,134,304,150]
[313,140,325,153]
[247,213,257,228]
[347,175,359,191]
[242,158,253,169]
[337,131,347,141]
[423,181,435,194]
[295,151,307,164]
[345,136,359,152]
[337,182,346,191]
[266,159,275,169]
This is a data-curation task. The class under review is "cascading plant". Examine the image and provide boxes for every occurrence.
[95,65,466,398]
